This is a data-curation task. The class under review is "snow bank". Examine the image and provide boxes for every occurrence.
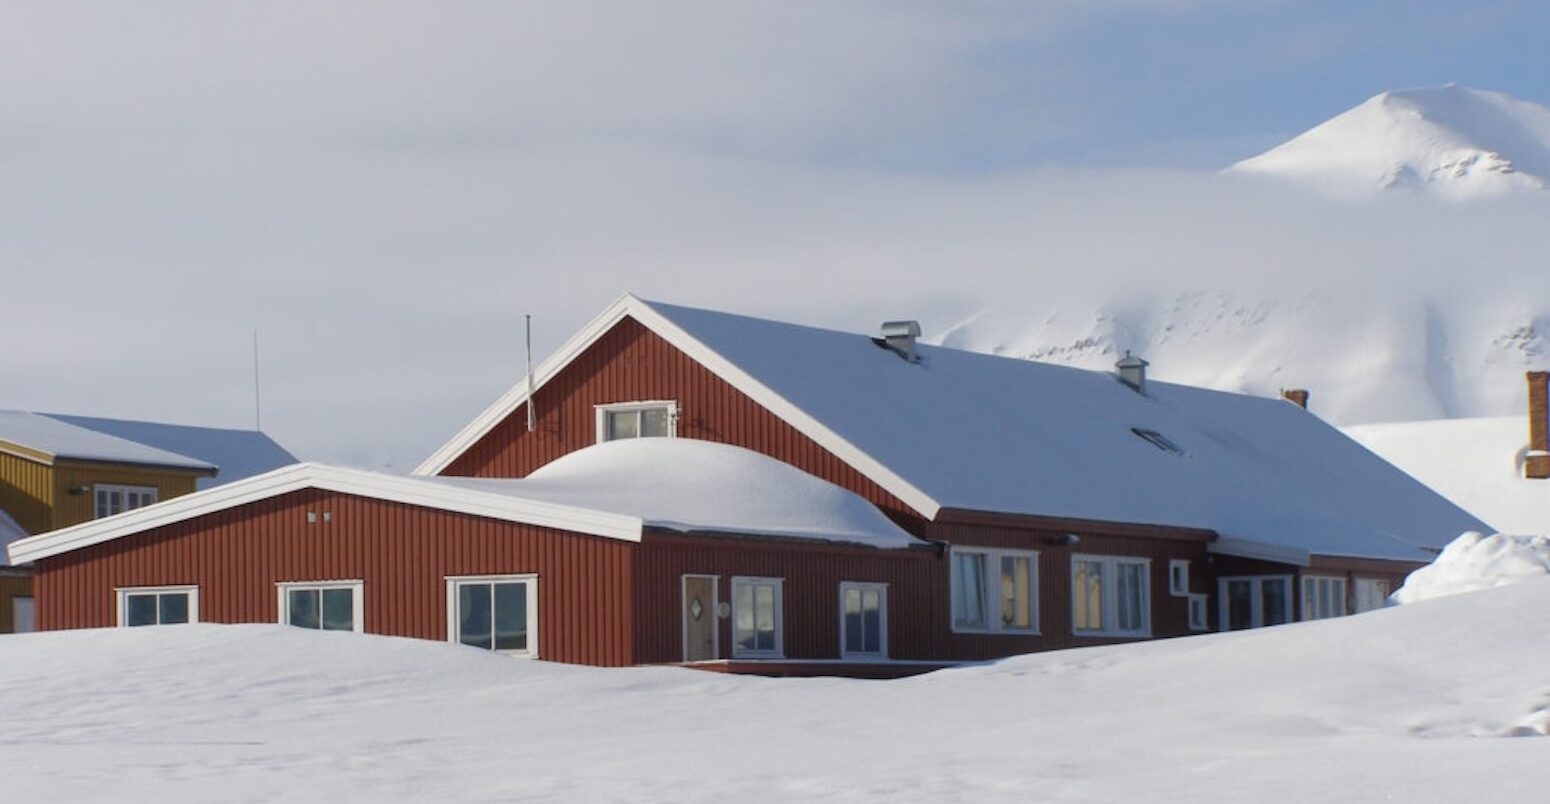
[1393,531,1550,604]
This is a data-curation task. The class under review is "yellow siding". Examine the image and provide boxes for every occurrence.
[0,450,54,536]
[50,462,205,530]
[0,572,32,634]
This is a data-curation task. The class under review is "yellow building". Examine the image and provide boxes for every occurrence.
[1,411,296,633]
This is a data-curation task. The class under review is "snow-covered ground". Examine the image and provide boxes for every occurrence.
[1345,416,1550,535]
[4,580,1550,802]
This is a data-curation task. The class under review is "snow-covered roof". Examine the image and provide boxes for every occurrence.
[0,410,215,472]
[427,439,922,549]
[7,442,922,565]
[1344,416,1550,537]
[418,295,1487,563]
[44,413,296,490]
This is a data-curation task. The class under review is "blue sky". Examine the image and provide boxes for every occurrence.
[3,1,1548,466]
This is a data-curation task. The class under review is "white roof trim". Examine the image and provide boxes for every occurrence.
[1208,537,1311,567]
[413,295,943,519]
[6,462,643,566]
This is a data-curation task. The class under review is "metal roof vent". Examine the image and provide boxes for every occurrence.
[1115,350,1148,394]
[879,320,922,363]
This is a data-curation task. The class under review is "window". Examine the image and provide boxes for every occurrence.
[1131,428,1184,455]
[277,581,363,632]
[12,596,35,633]
[1187,594,1209,631]
[94,484,158,518]
[117,586,198,627]
[446,575,538,657]
[594,401,676,442]
[731,576,783,658]
[950,548,1038,634]
[1072,555,1151,637]
[1353,578,1389,613]
[839,582,887,659]
[1301,576,1348,621]
[1219,576,1292,630]
[1168,559,1190,596]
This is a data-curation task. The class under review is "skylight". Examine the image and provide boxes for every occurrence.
[1131,428,1184,456]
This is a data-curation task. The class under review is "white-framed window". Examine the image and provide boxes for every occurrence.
[1072,555,1151,637]
[838,582,887,659]
[116,585,198,627]
[94,484,158,519]
[731,576,783,658]
[594,401,677,442]
[277,581,364,633]
[950,547,1039,634]
[1353,578,1390,613]
[446,574,539,657]
[1301,575,1348,621]
[1187,594,1209,631]
[1168,559,1190,596]
[1219,575,1293,631]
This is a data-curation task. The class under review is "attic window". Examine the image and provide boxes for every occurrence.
[1131,428,1184,456]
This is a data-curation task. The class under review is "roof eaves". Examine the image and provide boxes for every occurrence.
[1207,537,1312,567]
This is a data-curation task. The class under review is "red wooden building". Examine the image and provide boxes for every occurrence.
[7,295,1489,675]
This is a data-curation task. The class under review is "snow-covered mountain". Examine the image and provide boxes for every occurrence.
[1230,84,1550,198]
[930,291,1550,426]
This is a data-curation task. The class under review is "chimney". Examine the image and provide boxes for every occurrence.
[1115,351,1148,394]
[1281,388,1310,409]
[1527,371,1549,479]
[879,320,922,363]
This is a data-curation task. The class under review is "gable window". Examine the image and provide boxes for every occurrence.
[1302,576,1348,621]
[595,401,676,443]
[1353,578,1389,613]
[278,581,363,633]
[951,548,1038,634]
[1219,575,1292,630]
[95,485,158,519]
[117,586,198,627]
[446,575,538,657]
[1072,555,1150,637]
[731,576,783,658]
[1168,559,1190,596]
[839,582,887,659]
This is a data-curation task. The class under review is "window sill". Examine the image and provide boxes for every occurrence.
[950,626,1041,636]
[1072,629,1151,639]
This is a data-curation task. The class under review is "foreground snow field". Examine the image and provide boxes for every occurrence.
[5,582,1550,803]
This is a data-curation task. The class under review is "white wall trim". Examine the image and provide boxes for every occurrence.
[7,462,644,565]
[445,574,540,658]
[275,580,366,633]
[410,295,943,520]
[115,585,200,627]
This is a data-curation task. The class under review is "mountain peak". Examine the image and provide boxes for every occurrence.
[1229,85,1550,198]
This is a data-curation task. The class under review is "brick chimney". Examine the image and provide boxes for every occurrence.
[1528,371,1550,479]
[1281,388,1310,409]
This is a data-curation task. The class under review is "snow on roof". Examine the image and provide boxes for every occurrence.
[633,298,1485,561]
[44,413,296,490]
[427,439,923,549]
[0,508,26,566]
[1343,416,1550,536]
[0,410,214,472]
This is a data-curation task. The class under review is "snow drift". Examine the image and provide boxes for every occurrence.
[1393,531,1550,604]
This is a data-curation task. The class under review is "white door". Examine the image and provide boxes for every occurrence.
[11,597,35,633]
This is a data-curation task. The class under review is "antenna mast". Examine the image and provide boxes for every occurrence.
[525,314,536,432]
[252,328,263,431]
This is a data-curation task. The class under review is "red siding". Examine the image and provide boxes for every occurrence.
[34,489,636,666]
[442,317,926,530]
[633,532,939,663]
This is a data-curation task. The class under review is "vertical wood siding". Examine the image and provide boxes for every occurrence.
[0,451,54,535]
[441,317,926,531]
[50,462,202,530]
[34,489,635,666]
[633,533,939,664]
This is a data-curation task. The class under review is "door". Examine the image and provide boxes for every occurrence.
[11,597,35,633]
[682,576,717,662]
[1219,576,1292,630]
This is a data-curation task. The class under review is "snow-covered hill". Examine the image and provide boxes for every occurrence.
[931,290,1549,426]
[4,583,1550,802]
[1230,84,1550,199]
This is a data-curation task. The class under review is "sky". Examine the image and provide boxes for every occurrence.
[3,1,1549,469]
